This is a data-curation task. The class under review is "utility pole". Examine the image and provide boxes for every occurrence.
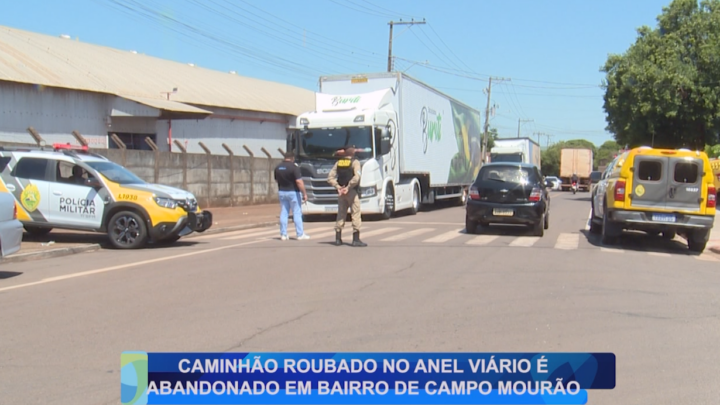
[481,77,509,163]
[388,19,426,72]
[517,118,533,138]
[533,132,548,146]
[161,87,178,152]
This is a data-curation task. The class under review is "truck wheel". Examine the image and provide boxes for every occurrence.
[24,225,52,236]
[409,184,420,215]
[456,188,467,206]
[108,211,148,249]
[662,231,676,240]
[381,186,395,220]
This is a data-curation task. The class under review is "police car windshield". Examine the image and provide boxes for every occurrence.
[85,161,146,185]
[299,127,372,159]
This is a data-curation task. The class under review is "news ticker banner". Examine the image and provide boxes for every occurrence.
[121,352,615,405]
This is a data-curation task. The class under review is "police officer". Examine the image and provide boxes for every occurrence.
[327,145,366,247]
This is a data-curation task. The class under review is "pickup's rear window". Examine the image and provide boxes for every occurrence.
[674,163,698,183]
[477,166,537,184]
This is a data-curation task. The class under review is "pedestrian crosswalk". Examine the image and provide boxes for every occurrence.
[192,224,720,261]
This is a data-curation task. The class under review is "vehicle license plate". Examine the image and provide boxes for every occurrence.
[493,209,514,216]
[652,214,676,223]
[324,206,337,212]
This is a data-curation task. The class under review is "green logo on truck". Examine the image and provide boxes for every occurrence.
[428,114,442,142]
[331,96,361,106]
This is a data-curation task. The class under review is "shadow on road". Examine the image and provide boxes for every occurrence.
[581,229,699,256]
[471,224,535,237]
[301,200,462,223]
[0,271,22,280]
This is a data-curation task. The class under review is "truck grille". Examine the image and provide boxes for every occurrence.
[304,178,339,204]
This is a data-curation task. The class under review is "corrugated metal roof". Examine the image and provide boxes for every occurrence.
[121,95,213,114]
[0,25,316,116]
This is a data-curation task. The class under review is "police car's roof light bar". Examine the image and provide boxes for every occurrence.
[53,143,89,151]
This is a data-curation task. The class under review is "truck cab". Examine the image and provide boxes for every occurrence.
[288,89,410,218]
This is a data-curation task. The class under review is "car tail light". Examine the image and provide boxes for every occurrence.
[469,187,480,201]
[708,185,716,208]
[614,180,626,202]
[13,204,17,219]
[529,187,542,202]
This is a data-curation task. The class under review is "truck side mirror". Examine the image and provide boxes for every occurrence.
[379,128,392,155]
[286,132,296,154]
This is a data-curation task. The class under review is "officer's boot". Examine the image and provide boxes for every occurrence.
[333,231,343,246]
[351,231,367,247]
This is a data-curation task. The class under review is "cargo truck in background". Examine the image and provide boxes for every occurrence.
[287,72,483,219]
[490,138,541,168]
[559,148,593,192]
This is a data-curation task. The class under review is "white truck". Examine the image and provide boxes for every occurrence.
[288,72,483,219]
[490,138,541,168]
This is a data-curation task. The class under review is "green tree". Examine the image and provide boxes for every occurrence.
[601,0,720,149]
[486,127,499,150]
[595,140,621,169]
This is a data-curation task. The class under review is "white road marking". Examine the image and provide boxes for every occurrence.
[508,237,540,247]
[358,227,401,238]
[392,222,465,226]
[0,238,270,293]
[600,247,624,253]
[191,227,277,241]
[301,230,337,240]
[221,228,288,240]
[423,230,464,243]
[554,233,580,250]
[465,235,498,245]
[380,228,435,242]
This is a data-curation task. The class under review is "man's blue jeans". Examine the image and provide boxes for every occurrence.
[279,190,304,236]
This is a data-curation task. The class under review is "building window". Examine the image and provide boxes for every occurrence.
[108,133,157,150]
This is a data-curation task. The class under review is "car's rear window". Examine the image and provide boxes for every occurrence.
[590,171,602,181]
[674,162,698,183]
[477,166,537,184]
[638,161,662,181]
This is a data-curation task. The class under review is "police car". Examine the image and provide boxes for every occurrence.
[0,144,212,249]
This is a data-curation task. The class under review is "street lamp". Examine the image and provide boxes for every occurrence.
[161,88,178,152]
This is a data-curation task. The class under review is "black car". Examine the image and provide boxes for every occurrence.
[465,162,552,236]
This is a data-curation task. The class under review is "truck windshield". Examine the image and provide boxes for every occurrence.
[85,161,146,185]
[299,127,372,159]
[491,153,523,163]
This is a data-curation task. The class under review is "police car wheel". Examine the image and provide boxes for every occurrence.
[108,211,148,249]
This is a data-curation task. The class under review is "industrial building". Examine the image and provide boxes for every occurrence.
[0,25,316,157]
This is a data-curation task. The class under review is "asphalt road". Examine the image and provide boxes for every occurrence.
[1,191,719,405]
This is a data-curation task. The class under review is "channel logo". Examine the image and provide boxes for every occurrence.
[121,351,148,404]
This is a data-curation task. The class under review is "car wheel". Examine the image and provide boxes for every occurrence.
[533,215,545,237]
[601,207,620,245]
[108,211,148,249]
[24,225,52,236]
[466,216,478,235]
[687,229,708,253]
[544,210,549,230]
[589,204,602,234]
[381,185,395,220]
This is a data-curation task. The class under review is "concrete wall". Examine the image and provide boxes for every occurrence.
[89,148,283,208]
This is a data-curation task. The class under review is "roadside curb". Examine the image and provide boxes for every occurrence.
[709,245,720,255]
[2,244,102,264]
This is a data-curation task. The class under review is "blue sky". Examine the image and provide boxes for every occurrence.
[2,0,672,148]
